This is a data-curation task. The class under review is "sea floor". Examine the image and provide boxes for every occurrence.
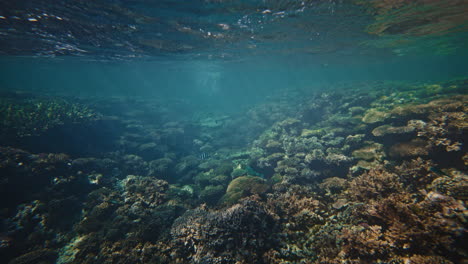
[0,79,467,264]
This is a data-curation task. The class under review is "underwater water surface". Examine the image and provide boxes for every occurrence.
[0,0,467,263]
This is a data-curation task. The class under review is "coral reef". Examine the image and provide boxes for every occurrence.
[1,79,467,263]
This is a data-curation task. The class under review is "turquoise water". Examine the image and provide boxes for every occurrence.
[1,1,467,263]
[1,1,467,101]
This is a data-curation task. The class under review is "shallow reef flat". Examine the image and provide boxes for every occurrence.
[0,79,467,264]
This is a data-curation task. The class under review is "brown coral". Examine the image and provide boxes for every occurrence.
[348,167,402,202]
[412,111,467,152]
[389,138,429,158]
[170,197,276,264]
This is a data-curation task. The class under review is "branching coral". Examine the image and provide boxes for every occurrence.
[262,185,324,263]
[348,167,402,202]
[411,111,467,152]
[170,197,276,264]
[121,175,169,209]
[322,157,467,263]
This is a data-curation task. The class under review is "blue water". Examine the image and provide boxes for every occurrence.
[1,0,467,105]
[1,1,467,263]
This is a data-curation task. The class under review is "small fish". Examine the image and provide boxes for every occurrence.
[199,152,210,160]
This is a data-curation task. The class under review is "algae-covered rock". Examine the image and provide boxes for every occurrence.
[362,108,390,123]
[223,176,269,204]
